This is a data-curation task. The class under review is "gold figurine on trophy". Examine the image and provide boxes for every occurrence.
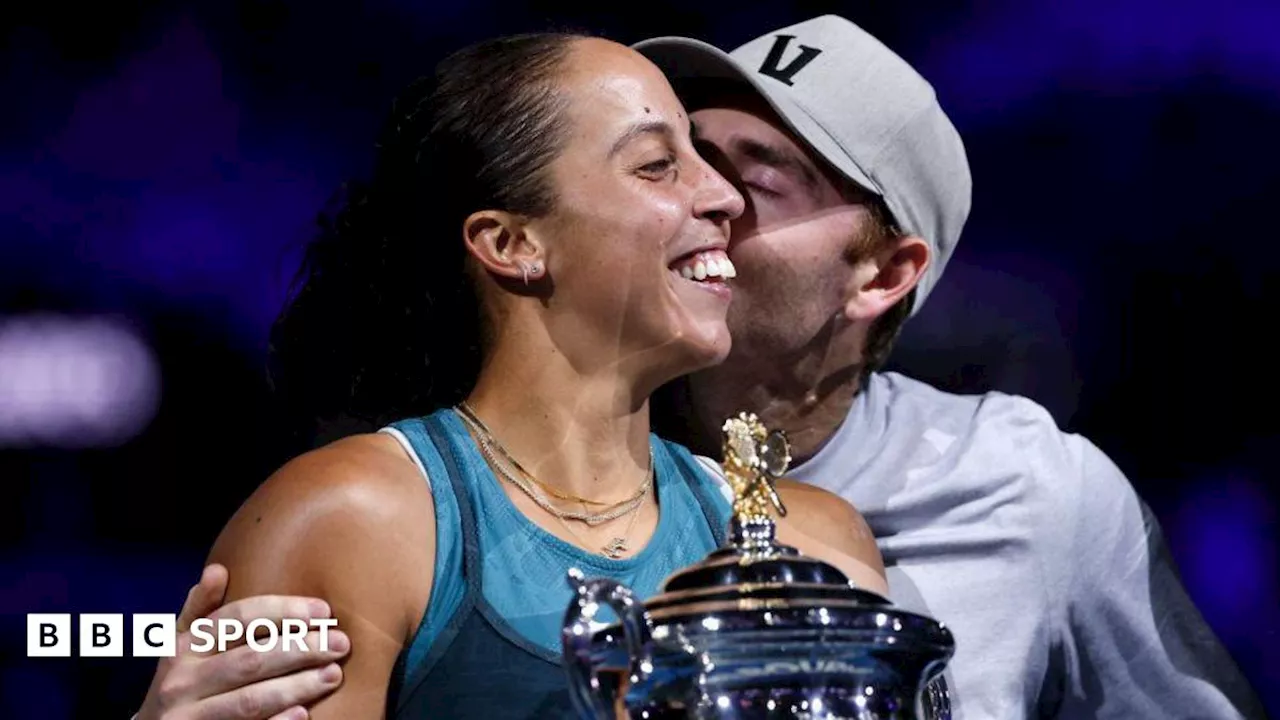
[721,412,792,526]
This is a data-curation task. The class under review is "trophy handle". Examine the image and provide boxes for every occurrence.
[921,674,952,720]
[562,568,655,720]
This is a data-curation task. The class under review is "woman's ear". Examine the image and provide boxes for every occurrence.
[463,210,546,284]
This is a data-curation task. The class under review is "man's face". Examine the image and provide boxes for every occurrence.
[689,98,881,362]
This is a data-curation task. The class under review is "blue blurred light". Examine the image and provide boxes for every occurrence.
[918,0,1280,125]
[1168,475,1276,628]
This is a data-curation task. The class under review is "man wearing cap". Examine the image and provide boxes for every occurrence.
[137,16,1265,719]
[633,15,1264,718]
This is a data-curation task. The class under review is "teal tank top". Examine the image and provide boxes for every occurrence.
[381,408,733,718]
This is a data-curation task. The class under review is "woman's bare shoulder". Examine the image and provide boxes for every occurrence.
[258,433,426,513]
[208,432,435,622]
[218,434,427,541]
[774,479,888,596]
[774,480,872,538]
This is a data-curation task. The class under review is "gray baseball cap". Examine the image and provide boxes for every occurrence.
[634,15,971,316]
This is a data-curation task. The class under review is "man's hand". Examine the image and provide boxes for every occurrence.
[135,564,349,720]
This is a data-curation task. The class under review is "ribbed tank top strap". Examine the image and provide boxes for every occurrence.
[382,412,481,713]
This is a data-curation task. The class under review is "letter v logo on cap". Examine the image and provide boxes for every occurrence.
[758,35,822,86]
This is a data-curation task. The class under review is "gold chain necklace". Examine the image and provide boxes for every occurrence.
[467,420,651,525]
[456,402,649,510]
[455,405,655,543]
[552,495,645,560]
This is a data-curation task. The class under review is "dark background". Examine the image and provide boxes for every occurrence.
[2,1,1277,717]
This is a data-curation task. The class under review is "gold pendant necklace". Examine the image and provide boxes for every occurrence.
[600,502,644,559]
[602,537,629,559]
[546,475,645,559]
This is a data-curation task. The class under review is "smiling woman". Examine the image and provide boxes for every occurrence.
[147,32,888,720]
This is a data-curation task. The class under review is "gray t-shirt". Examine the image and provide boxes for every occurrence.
[789,371,1264,718]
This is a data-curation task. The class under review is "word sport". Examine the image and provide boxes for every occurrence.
[27,614,338,657]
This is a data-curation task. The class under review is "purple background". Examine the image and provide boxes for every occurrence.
[1,1,1277,717]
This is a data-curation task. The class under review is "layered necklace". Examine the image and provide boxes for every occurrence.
[455,402,653,559]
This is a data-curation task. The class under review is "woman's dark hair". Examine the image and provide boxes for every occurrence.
[268,33,583,447]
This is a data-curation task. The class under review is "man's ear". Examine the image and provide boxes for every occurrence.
[463,210,547,284]
[844,235,930,322]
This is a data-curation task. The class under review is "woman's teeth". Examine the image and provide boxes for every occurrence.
[674,251,736,281]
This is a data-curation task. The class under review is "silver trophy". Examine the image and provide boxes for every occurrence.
[562,412,955,719]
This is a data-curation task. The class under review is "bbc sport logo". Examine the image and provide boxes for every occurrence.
[27,614,338,657]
